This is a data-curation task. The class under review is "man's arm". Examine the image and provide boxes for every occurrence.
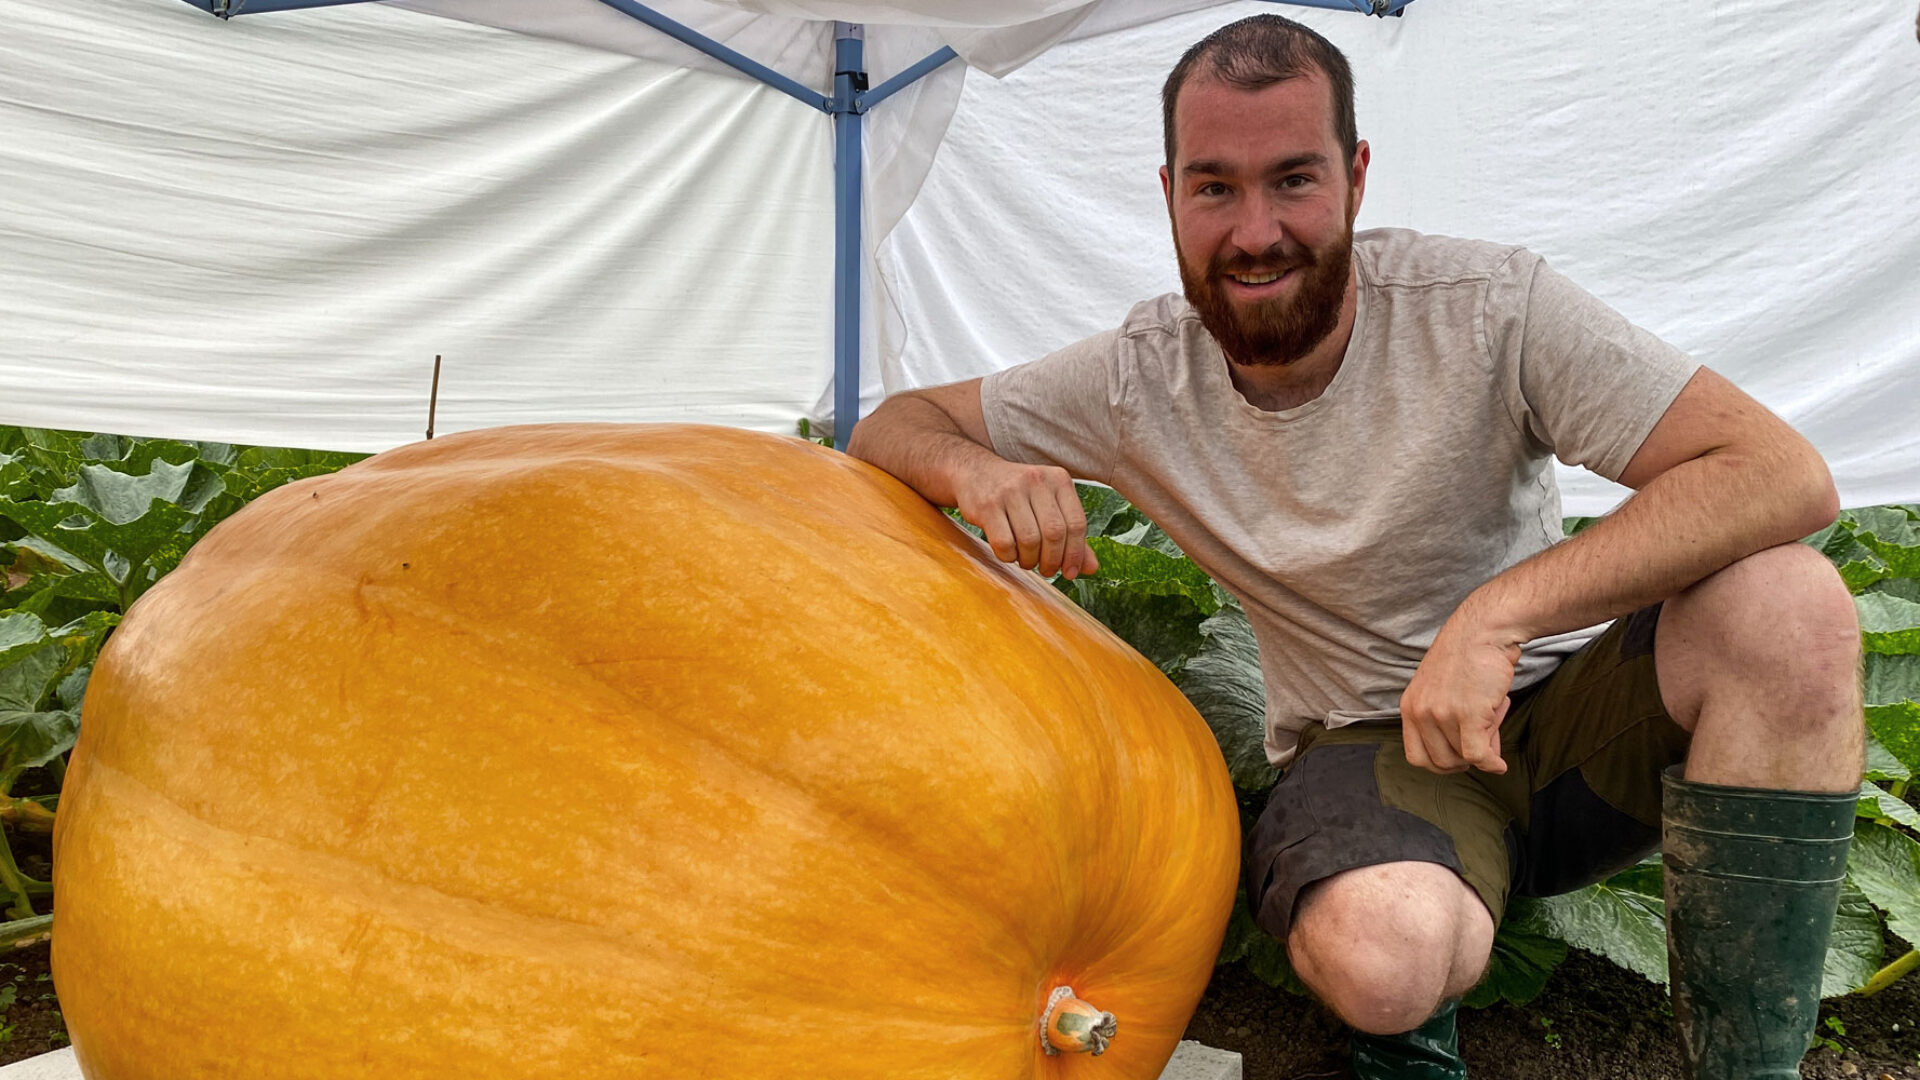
[846,380,1099,580]
[1399,367,1839,774]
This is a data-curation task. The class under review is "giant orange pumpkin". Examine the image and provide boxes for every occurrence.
[51,424,1241,1079]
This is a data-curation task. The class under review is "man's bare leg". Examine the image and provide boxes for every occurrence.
[1286,861,1494,1035]
[1655,542,1863,788]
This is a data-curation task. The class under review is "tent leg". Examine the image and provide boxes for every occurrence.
[831,22,866,451]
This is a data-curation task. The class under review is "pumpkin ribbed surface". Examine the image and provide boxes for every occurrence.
[51,424,1241,1079]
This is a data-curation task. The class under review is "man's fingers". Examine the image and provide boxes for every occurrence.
[1004,499,1044,569]
[1422,722,1469,773]
[1402,714,1434,771]
[1402,713,1467,773]
[977,507,1020,565]
[1405,710,1469,774]
[1457,709,1507,775]
[1032,500,1069,578]
[1053,482,1092,580]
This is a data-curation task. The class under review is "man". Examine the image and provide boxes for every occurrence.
[848,15,1863,1080]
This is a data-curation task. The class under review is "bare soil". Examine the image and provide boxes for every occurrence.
[1183,947,1920,1080]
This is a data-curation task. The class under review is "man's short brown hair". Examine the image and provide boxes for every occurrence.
[1161,15,1359,169]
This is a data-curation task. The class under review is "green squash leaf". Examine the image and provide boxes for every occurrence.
[1058,578,1210,677]
[54,458,225,524]
[232,445,367,473]
[5,569,119,622]
[0,613,48,670]
[1077,484,1147,539]
[1822,881,1884,998]
[1858,592,1920,656]
[1848,507,1920,579]
[1869,578,1920,604]
[1857,781,1920,830]
[1867,653,1920,707]
[1175,604,1279,791]
[1846,821,1920,949]
[1217,892,1309,993]
[1082,537,1222,616]
[0,642,64,713]
[1867,703,1920,777]
[1509,863,1668,987]
[56,663,92,712]
[1465,920,1568,1008]
[0,708,79,790]
[0,454,29,502]
[1864,730,1911,783]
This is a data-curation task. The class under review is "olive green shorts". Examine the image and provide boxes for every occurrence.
[1246,604,1692,939]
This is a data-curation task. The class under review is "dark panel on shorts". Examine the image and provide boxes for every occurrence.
[1246,742,1463,941]
[1513,767,1664,897]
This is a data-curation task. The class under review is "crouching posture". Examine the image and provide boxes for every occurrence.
[850,14,1862,1079]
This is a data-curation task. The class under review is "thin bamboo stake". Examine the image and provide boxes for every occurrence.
[426,354,442,440]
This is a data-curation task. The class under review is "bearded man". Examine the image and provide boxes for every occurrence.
[848,14,1863,1080]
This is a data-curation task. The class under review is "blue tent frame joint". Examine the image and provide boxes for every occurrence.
[178,0,1409,447]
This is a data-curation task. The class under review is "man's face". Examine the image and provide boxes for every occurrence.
[1160,71,1368,367]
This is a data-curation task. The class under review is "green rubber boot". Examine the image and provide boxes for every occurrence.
[1347,999,1466,1079]
[1662,766,1857,1080]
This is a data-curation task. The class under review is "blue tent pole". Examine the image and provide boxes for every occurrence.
[831,23,865,451]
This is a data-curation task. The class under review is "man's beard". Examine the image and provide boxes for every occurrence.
[1177,219,1354,367]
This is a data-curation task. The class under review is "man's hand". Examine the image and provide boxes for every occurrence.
[1399,612,1523,775]
[846,380,1102,581]
[953,461,1099,580]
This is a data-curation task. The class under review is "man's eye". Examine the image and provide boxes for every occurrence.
[1281,175,1310,189]
[1197,182,1228,197]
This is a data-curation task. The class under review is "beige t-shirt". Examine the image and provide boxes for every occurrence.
[980,228,1699,766]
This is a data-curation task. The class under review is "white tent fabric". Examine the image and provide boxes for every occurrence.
[1,0,837,441]
[882,0,1920,513]
[2,0,1916,514]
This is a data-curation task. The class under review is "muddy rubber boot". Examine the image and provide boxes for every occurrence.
[1347,999,1466,1079]
[1662,766,1857,1080]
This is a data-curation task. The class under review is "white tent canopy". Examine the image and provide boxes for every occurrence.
[2,0,1916,514]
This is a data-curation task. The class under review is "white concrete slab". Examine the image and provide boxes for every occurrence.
[1161,1039,1244,1080]
[0,1040,1241,1078]
[0,1047,75,1080]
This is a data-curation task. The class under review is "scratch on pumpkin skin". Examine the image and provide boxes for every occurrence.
[342,751,400,847]
[342,912,378,987]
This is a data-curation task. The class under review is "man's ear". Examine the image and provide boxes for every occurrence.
[1159,164,1171,206]
[1348,140,1371,220]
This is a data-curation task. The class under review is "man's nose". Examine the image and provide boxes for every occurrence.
[1228,191,1287,260]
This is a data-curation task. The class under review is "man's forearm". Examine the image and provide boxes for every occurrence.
[845,394,1003,508]
[1456,442,1839,648]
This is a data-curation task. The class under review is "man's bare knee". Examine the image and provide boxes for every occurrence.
[1659,542,1860,729]
[1287,862,1493,1034]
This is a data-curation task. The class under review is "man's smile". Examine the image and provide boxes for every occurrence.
[1224,268,1296,298]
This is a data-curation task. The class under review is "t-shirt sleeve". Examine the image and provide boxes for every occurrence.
[978,328,1124,484]
[1486,250,1701,482]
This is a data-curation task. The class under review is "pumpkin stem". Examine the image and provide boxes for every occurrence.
[1039,985,1117,1056]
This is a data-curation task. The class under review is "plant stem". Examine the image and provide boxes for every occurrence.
[0,915,52,950]
[0,831,36,920]
[0,799,56,834]
[1891,779,1910,800]
[1860,948,1920,996]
